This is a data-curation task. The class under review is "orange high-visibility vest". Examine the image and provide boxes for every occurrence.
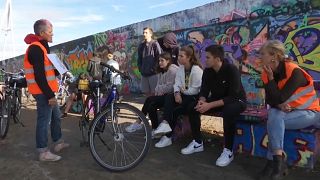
[261,61,320,111]
[24,41,58,94]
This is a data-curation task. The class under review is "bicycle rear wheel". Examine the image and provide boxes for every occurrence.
[12,89,22,124]
[89,103,151,172]
[79,94,95,146]
[0,94,11,139]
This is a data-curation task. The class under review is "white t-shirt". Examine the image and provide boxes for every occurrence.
[106,59,121,85]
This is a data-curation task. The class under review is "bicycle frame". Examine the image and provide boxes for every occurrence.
[79,67,121,146]
[81,62,126,126]
[81,61,130,132]
[57,73,72,105]
[0,69,25,127]
[97,63,129,133]
[88,62,151,172]
[84,73,120,118]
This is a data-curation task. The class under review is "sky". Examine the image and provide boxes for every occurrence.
[0,0,215,60]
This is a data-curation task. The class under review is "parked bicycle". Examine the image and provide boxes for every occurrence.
[0,69,27,139]
[79,78,100,147]
[81,62,151,172]
[57,72,74,108]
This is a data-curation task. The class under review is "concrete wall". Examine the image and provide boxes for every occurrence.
[4,0,320,98]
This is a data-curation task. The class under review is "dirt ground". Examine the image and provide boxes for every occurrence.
[0,95,319,180]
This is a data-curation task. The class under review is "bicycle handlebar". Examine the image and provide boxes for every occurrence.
[100,62,131,80]
[0,68,24,77]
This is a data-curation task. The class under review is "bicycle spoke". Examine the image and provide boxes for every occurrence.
[96,133,112,151]
[89,103,151,172]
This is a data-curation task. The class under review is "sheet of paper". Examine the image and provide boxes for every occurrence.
[46,54,68,74]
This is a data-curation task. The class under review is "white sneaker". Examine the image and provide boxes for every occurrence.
[125,122,143,133]
[154,122,172,135]
[155,136,172,148]
[181,140,204,155]
[215,148,234,167]
[39,151,61,162]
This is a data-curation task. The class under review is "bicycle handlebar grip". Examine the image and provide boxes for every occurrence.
[100,62,131,80]
[100,62,116,72]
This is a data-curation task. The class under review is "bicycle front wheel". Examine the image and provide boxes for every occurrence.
[89,103,151,172]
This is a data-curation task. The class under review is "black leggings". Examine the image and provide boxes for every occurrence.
[141,95,166,129]
[189,100,246,149]
[163,93,198,137]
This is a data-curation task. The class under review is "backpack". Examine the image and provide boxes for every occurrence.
[87,58,102,80]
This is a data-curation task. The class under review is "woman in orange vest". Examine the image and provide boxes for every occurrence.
[258,40,320,180]
[24,19,69,162]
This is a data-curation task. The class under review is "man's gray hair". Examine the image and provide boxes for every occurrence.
[33,19,52,35]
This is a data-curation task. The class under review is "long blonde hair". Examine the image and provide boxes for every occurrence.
[180,45,202,69]
[259,40,286,61]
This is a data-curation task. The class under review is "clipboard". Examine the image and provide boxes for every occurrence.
[46,54,68,74]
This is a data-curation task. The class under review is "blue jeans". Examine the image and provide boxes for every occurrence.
[34,94,62,152]
[266,108,320,159]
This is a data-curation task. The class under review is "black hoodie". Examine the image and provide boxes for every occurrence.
[137,39,162,77]
[161,32,179,65]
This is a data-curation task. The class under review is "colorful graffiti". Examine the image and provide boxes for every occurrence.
[1,0,318,171]
[52,40,94,76]
[182,29,215,66]
[241,74,265,106]
[4,0,320,94]
[269,13,320,80]
[1,0,318,166]
[234,122,320,168]
[250,0,313,18]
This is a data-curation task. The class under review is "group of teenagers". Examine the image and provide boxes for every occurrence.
[127,27,320,180]
[22,18,320,180]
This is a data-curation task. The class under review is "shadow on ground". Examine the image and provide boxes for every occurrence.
[0,96,319,180]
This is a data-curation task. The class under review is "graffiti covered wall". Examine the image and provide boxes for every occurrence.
[4,0,320,96]
[234,122,320,169]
